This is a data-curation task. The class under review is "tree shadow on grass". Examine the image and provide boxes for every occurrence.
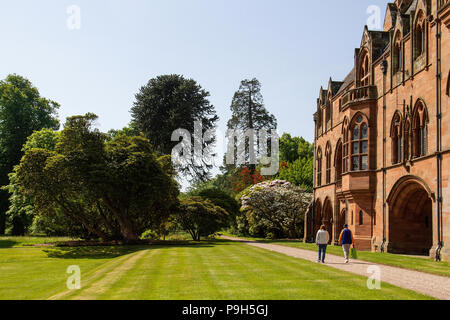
[0,240,18,248]
[43,246,147,259]
[43,241,219,259]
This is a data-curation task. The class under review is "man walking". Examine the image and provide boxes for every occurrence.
[338,224,355,263]
[315,225,330,263]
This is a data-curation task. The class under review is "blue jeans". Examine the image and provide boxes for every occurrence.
[318,244,327,262]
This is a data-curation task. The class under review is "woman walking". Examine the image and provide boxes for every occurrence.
[315,225,330,263]
[338,224,355,263]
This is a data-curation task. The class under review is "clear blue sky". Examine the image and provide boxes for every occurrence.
[0,0,389,143]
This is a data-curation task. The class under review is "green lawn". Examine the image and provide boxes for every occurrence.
[219,232,450,278]
[0,236,75,248]
[0,237,433,300]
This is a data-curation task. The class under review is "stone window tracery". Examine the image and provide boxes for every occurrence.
[342,119,350,173]
[351,115,369,171]
[325,143,332,184]
[412,101,428,158]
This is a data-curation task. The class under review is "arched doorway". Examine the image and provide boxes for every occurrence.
[322,198,333,243]
[388,177,433,255]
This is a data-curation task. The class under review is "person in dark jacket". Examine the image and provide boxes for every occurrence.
[338,224,355,263]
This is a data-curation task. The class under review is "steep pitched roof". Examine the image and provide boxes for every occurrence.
[336,68,355,96]
[331,81,344,96]
[384,3,398,31]
[369,30,391,60]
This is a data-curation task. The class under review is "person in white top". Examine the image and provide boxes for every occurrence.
[315,225,330,263]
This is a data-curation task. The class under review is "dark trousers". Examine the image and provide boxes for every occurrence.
[318,244,327,262]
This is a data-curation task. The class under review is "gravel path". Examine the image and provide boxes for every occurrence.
[221,236,450,300]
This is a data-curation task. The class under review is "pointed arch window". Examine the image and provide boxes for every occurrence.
[393,32,403,74]
[413,101,428,158]
[325,94,332,128]
[325,143,332,184]
[359,52,370,87]
[335,141,343,183]
[351,115,369,171]
[391,112,403,164]
[316,109,323,137]
[414,11,426,60]
[342,119,350,173]
[317,148,323,187]
[359,210,364,225]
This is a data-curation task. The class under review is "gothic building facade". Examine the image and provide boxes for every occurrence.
[306,0,450,261]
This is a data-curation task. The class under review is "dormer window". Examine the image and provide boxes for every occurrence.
[316,107,322,137]
[393,32,403,73]
[359,52,370,87]
[326,94,331,123]
[414,11,426,60]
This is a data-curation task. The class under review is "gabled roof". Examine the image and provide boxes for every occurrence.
[318,87,327,106]
[335,68,355,96]
[384,3,398,31]
[369,30,391,60]
[330,81,344,96]
[405,0,418,15]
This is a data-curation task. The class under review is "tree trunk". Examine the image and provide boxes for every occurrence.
[117,216,139,243]
[248,91,256,175]
[56,197,109,241]
[103,198,138,242]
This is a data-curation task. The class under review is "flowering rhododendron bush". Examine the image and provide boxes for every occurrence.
[240,180,312,239]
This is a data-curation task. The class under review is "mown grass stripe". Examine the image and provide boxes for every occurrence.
[69,250,149,300]
[50,249,148,300]
[47,251,141,300]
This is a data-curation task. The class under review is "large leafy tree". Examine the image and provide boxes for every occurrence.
[279,133,313,163]
[15,114,179,242]
[190,187,241,227]
[278,158,313,192]
[130,75,218,183]
[2,129,60,235]
[278,133,314,191]
[0,74,60,234]
[226,78,277,173]
[177,197,229,241]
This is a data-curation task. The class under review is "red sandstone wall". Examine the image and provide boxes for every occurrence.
[312,0,450,260]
